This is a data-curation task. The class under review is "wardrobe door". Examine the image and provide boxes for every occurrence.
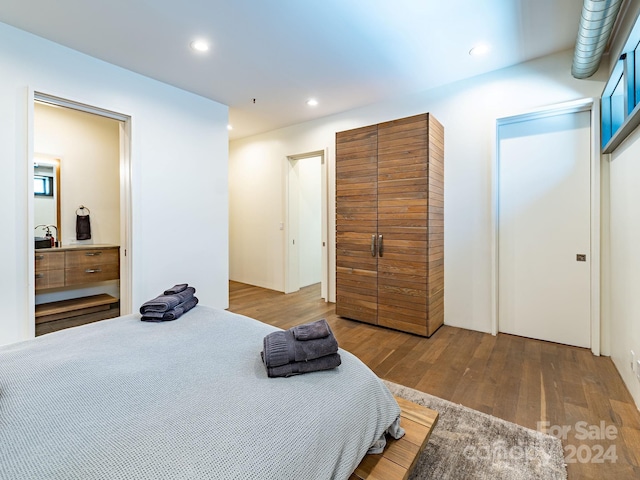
[336,125,379,324]
[376,115,430,335]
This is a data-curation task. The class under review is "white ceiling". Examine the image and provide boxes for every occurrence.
[0,0,584,139]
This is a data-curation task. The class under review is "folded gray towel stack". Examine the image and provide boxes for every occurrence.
[261,319,341,377]
[140,284,199,322]
[291,318,331,341]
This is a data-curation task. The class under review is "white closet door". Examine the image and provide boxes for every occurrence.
[498,110,591,348]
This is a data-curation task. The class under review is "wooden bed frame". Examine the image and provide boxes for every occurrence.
[350,396,439,480]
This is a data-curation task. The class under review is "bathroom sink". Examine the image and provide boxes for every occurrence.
[35,237,51,249]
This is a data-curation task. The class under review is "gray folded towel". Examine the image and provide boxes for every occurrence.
[141,296,199,322]
[291,318,330,340]
[261,352,341,378]
[262,329,338,367]
[164,284,188,295]
[140,287,196,314]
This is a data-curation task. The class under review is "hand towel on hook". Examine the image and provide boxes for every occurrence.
[76,206,91,240]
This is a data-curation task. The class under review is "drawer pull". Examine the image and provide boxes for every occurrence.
[35,273,44,279]
[85,252,102,256]
[35,255,44,260]
[85,268,102,274]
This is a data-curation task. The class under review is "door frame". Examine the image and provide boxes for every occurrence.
[491,98,601,355]
[284,149,329,300]
[26,90,133,337]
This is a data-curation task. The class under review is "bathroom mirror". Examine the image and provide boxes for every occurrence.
[33,156,61,245]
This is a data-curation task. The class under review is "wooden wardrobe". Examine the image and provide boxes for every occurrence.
[335,113,444,337]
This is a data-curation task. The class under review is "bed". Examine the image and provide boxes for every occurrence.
[0,306,403,479]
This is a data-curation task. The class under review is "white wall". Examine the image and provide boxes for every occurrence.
[609,128,640,409]
[600,0,640,411]
[229,49,605,334]
[0,21,228,345]
[35,102,120,247]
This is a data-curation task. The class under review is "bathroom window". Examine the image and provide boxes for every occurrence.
[34,175,53,196]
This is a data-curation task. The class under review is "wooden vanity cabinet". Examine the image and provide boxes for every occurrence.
[34,246,120,335]
[35,246,119,290]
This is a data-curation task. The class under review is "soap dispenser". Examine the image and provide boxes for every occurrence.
[44,226,54,248]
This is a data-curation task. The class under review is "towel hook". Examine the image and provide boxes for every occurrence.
[76,205,91,215]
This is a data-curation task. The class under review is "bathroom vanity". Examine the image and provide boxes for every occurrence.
[35,245,120,335]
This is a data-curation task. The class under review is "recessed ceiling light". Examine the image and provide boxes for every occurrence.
[469,44,490,56]
[306,98,318,107]
[227,124,233,131]
[190,40,210,52]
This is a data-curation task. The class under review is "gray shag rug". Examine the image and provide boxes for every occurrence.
[384,381,567,480]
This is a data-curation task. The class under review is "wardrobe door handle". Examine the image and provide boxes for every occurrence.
[371,234,377,257]
[378,234,384,257]
[85,268,102,274]
[35,273,44,279]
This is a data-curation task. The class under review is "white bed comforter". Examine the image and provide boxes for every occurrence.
[0,306,401,480]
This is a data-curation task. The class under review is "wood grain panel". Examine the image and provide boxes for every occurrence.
[34,251,65,272]
[378,275,428,291]
[377,115,429,336]
[36,305,120,336]
[377,192,427,203]
[379,270,429,285]
[378,126,429,143]
[337,174,378,185]
[35,294,118,324]
[425,114,445,335]
[377,114,428,135]
[378,139,428,156]
[377,315,428,336]
[378,160,428,174]
[378,148,429,163]
[64,248,119,269]
[336,127,378,325]
[35,269,65,290]
[65,263,119,286]
[336,124,377,143]
[336,113,443,337]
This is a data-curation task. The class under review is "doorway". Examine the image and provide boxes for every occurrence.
[285,150,329,300]
[494,101,600,351]
[27,92,132,337]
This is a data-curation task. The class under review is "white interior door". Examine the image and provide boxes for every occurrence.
[297,156,322,288]
[498,110,591,348]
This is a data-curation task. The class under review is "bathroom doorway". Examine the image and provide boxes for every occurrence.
[28,92,132,337]
[285,150,329,301]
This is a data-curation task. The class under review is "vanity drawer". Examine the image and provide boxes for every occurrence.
[35,252,65,272]
[65,263,119,286]
[65,248,119,269]
[35,269,65,290]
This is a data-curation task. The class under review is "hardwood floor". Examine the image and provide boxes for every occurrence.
[229,281,640,479]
